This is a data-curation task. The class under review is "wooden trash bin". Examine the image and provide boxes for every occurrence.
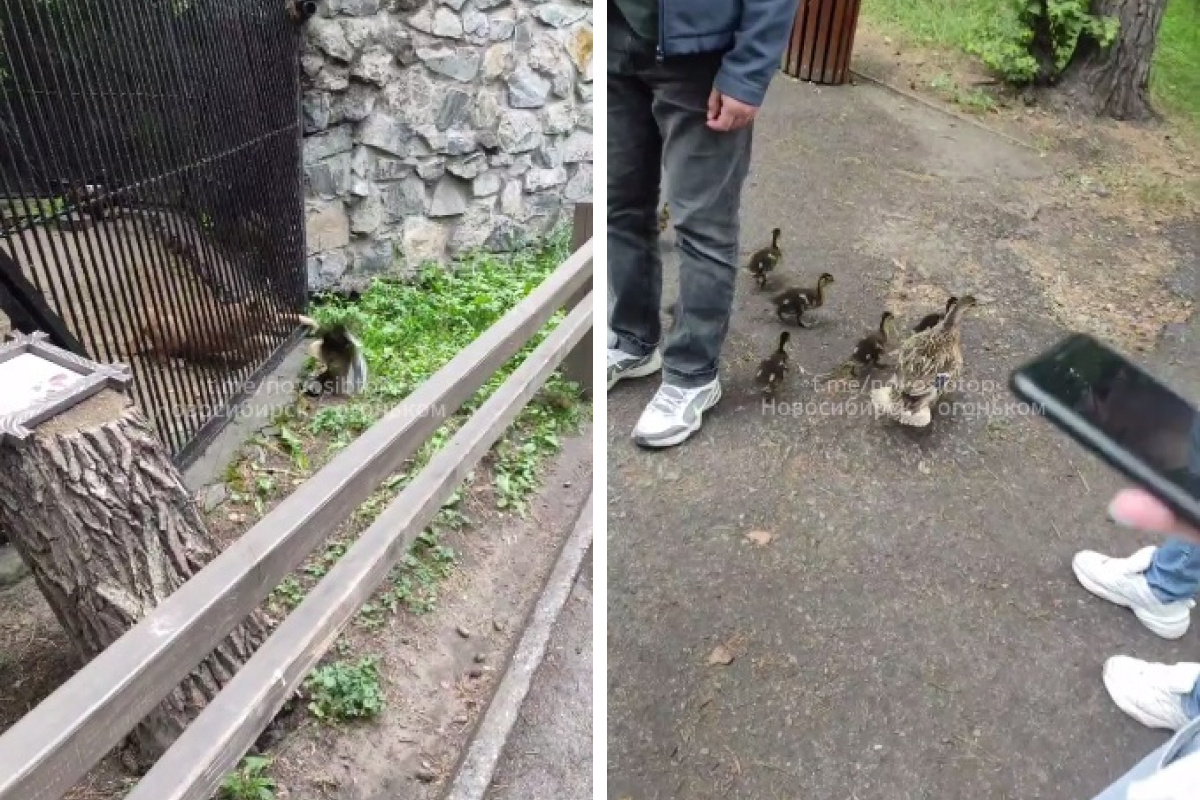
[781,0,863,86]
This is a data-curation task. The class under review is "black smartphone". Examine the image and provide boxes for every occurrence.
[1010,332,1200,531]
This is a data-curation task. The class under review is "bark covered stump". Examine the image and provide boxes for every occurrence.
[0,389,269,771]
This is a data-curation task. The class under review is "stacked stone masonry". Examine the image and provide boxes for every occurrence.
[302,0,594,291]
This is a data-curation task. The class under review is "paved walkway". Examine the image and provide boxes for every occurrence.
[485,549,592,800]
[608,76,1198,800]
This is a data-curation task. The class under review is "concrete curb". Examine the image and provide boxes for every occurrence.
[441,490,594,800]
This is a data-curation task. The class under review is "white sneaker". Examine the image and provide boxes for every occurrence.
[1072,546,1196,639]
[607,347,662,391]
[632,380,722,448]
[1103,656,1199,731]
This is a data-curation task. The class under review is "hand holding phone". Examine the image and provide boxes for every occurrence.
[1110,488,1200,546]
[1010,333,1200,535]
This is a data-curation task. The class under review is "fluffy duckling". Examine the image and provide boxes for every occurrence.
[771,272,835,328]
[746,228,782,290]
[913,296,957,333]
[755,331,791,396]
[870,295,977,427]
[852,311,898,368]
[820,310,897,385]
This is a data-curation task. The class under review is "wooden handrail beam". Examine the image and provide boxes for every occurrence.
[0,242,592,800]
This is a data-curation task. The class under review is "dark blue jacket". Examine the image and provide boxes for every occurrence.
[657,0,802,107]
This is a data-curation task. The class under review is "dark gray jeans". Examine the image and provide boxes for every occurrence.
[606,14,753,388]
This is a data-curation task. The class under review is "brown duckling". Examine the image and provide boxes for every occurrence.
[755,330,791,396]
[771,272,835,328]
[658,203,670,232]
[820,310,897,385]
[913,296,957,333]
[852,310,898,368]
[746,228,782,290]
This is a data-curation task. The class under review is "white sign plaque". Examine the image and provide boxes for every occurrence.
[0,332,131,442]
[0,353,86,417]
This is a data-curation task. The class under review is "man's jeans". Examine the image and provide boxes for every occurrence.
[1145,539,1200,717]
[1147,539,1200,606]
[606,13,752,388]
[1091,716,1200,799]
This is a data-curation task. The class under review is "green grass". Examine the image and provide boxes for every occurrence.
[1153,0,1200,123]
[303,228,587,515]
[861,0,1200,126]
[862,0,1003,48]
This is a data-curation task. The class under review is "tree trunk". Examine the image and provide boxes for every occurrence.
[1056,0,1168,120]
[0,389,269,771]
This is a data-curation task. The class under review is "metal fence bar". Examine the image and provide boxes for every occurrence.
[0,0,305,461]
[113,0,247,433]
[5,1,168,446]
[89,0,229,419]
[99,0,243,432]
[1,2,196,452]
[128,294,594,800]
[38,0,202,448]
[0,241,592,800]
[0,2,107,359]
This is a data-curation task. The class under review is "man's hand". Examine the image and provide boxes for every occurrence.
[1109,487,1200,545]
[707,89,758,132]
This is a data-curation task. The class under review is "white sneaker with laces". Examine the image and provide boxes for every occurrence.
[1103,656,1199,732]
[1072,546,1196,639]
[632,380,722,448]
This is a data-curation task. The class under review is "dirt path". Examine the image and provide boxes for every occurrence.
[607,71,1197,800]
[267,429,593,800]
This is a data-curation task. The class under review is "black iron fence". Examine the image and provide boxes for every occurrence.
[0,0,307,465]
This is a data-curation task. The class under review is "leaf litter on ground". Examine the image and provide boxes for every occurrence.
[707,633,748,667]
[744,530,773,546]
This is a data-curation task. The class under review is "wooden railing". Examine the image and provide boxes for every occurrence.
[0,205,594,800]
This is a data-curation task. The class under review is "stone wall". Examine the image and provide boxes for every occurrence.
[301,0,593,292]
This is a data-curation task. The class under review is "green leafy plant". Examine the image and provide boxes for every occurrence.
[304,657,385,722]
[219,756,276,800]
[268,576,305,612]
[303,539,349,579]
[276,425,309,471]
[967,0,1118,84]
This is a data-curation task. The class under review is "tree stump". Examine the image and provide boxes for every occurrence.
[0,389,269,770]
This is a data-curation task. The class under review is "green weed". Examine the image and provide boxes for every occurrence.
[218,756,276,800]
[304,657,385,722]
[268,577,306,613]
[964,0,1117,84]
